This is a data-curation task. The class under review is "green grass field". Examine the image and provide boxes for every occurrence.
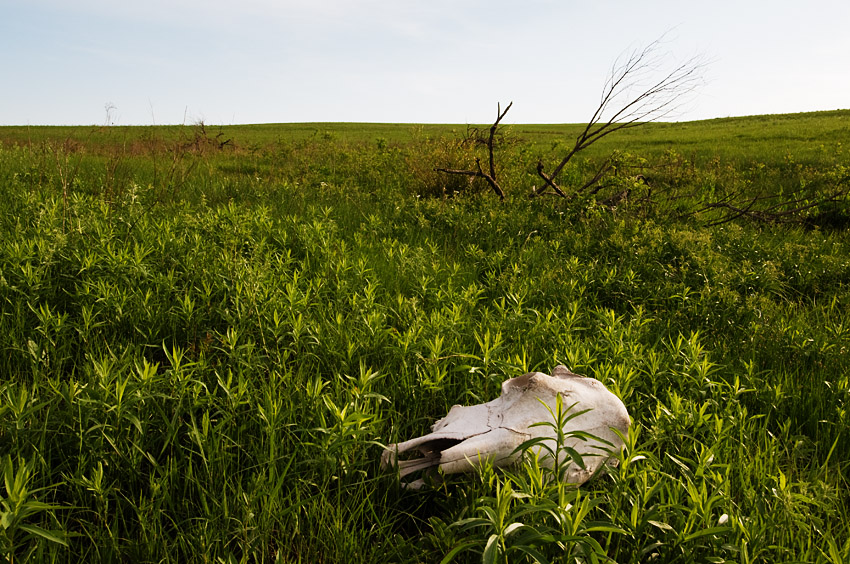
[1,111,849,563]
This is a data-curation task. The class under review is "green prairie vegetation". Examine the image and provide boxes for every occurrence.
[0,111,848,563]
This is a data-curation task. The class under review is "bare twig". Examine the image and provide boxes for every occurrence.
[578,158,615,193]
[538,37,707,196]
[693,184,849,227]
[437,102,511,200]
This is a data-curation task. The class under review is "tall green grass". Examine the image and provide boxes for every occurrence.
[1,113,848,562]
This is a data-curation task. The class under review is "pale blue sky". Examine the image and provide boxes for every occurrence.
[2,0,848,125]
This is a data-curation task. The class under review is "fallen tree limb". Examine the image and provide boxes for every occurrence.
[536,38,706,197]
[436,102,512,200]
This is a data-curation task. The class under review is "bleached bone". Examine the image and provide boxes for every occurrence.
[381,365,629,488]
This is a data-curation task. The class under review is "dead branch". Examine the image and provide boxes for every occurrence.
[534,160,567,197]
[692,185,850,227]
[488,102,511,178]
[535,156,615,200]
[437,102,511,200]
[579,158,615,193]
[537,37,706,196]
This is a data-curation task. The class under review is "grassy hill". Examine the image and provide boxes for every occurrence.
[0,111,848,562]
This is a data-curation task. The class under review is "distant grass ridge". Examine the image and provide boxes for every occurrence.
[0,112,848,562]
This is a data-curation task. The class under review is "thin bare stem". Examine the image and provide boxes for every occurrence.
[437,102,511,200]
[540,37,707,192]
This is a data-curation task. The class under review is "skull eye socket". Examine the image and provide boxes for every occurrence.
[505,373,534,390]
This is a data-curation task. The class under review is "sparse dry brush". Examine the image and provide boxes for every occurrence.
[427,40,849,228]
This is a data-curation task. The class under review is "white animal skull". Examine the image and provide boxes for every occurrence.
[381,365,629,488]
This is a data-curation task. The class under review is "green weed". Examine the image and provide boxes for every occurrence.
[0,114,848,562]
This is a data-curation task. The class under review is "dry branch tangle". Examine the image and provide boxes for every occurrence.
[435,102,512,199]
